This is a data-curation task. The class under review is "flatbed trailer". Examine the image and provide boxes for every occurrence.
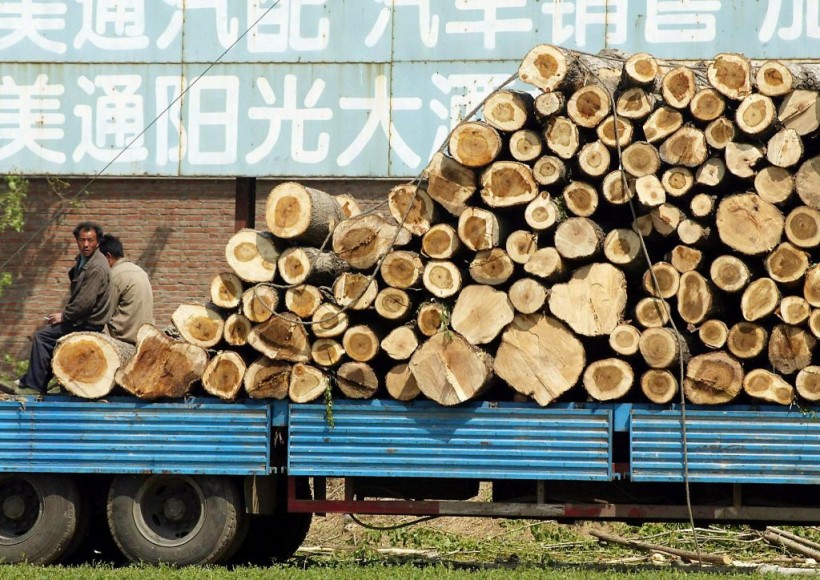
[0,395,818,565]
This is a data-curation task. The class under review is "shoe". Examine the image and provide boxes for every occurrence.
[0,379,44,397]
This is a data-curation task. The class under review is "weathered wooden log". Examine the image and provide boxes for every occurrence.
[609,323,642,357]
[639,327,689,369]
[483,89,533,132]
[284,284,323,318]
[509,129,543,163]
[534,91,566,120]
[448,121,502,168]
[710,255,751,293]
[53,332,136,399]
[642,262,680,299]
[342,325,380,363]
[469,248,514,286]
[641,369,679,404]
[661,66,697,109]
[716,193,784,255]
[223,313,251,346]
[603,228,643,271]
[421,223,461,259]
[409,331,493,406]
[755,166,794,205]
[563,181,599,217]
[690,88,725,122]
[277,247,348,286]
[601,170,636,205]
[381,326,419,361]
[385,363,421,402]
[643,107,683,144]
[335,193,361,218]
[796,366,820,402]
[171,303,224,348]
[785,206,820,249]
[778,90,820,136]
[776,296,811,325]
[755,60,794,96]
[727,322,768,360]
[518,44,572,91]
[288,363,328,403]
[202,351,246,401]
[623,52,658,87]
[422,151,476,216]
[806,265,820,307]
[375,287,413,321]
[311,303,348,339]
[767,128,803,168]
[422,260,462,298]
[532,155,568,186]
[699,319,729,350]
[332,214,412,270]
[566,85,611,128]
[336,362,379,400]
[310,338,345,367]
[659,126,708,167]
[210,272,243,309]
[704,117,736,150]
[224,229,279,283]
[451,285,514,345]
[508,278,548,315]
[677,271,718,325]
[708,53,752,100]
[380,250,423,289]
[494,313,586,406]
[457,206,503,252]
[244,356,291,399]
[416,301,446,337]
[480,161,538,208]
[683,351,744,405]
[554,217,604,260]
[247,312,311,362]
[115,325,208,400]
[332,273,378,310]
[266,182,344,246]
[744,369,793,405]
[583,358,634,401]
[765,242,809,286]
[808,309,820,340]
[769,324,816,375]
[741,277,781,321]
[617,87,655,120]
[690,193,717,219]
[677,219,712,247]
[725,141,765,178]
[242,284,279,323]
[549,263,627,337]
[544,115,580,159]
[576,140,611,179]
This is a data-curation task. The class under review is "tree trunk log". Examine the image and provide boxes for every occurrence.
[635,175,666,208]
[583,358,634,401]
[677,271,718,325]
[524,193,560,232]
[375,287,413,321]
[422,152,477,217]
[483,89,533,132]
[266,182,344,246]
[544,116,580,160]
[597,115,633,148]
[796,155,820,209]
[796,366,820,402]
[509,129,543,163]
[634,297,671,329]
[332,214,412,270]
[639,327,689,369]
[284,284,323,318]
[554,217,604,260]
[651,204,683,234]
[247,312,311,362]
[641,369,679,404]
[421,223,461,259]
[385,363,421,401]
[311,304,349,339]
[683,351,744,405]
[765,242,809,286]
[642,262,680,299]
[661,66,697,109]
[776,296,811,325]
[388,183,437,236]
[768,324,816,375]
[310,338,345,367]
[53,332,136,399]
[725,141,765,178]
[469,248,514,286]
[669,244,703,273]
[705,117,736,150]
[457,206,504,251]
[716,193,784,255]
[288,363,328,403]
[451,285,515,345]
[380,251,423,289]
[767,129,803,168]
[332,273,378,311]
[242,285,279,323]
[567,85,611,128]
[743,369,794,405]
[223,313,252,346]
[698,319,729,350]
[523,248,565,281]
[779,90,820,136]
[534,91,566,120]
[710,255,751,293]
[508,278,548,315]
[806,265,820,307]
[563,181,599,217]
[505,230,538,265]
[335,193,361,218]
[224,229,279,283]
[448,121,502,168]
[532,155,568,186]
[603,228,643,270]
[708,53,752,100]
[172,303,224,348]
[741,277,781,321]
[277,247,348,286]
[727,322,768,360]
[643,107,684,144]
[577,140,611,179]
[659,126,708,167]
[210,272,243,309]
[785,206,820,249]
[422,260,462,298]
[549,263,627,337]
[622,142,660,177]
[416,302,447,337]
[616,87,655,120]
[202,351,246,401]
[342,325,380,363]
[601,170,636,205]
[736,94,777,137]
[661,167,694,198]
[244,356,291,399]
[756,60,794,96]
[755,166,794,205]
[381,326,419,361]
[336,361,379,399]
[609,323,642,357]
[690,88,725,122]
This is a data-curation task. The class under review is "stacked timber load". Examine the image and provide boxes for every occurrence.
[53,45,820,406]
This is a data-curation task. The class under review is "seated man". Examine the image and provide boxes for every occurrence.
[99,234,154,344]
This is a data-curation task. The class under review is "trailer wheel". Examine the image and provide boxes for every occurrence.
[107,474,244,565]
[0,473,83,564]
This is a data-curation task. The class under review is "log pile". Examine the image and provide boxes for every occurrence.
[53,45,820,406]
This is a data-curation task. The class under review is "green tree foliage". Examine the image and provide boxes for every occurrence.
[0,174,29,294]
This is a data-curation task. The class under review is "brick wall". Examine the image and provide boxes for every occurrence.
[0,177,400,364]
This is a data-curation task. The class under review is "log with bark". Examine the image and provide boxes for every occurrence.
[266,182,344,245]
[53,332,136,399]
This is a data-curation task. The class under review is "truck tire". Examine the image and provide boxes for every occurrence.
[106,474,244,565]
[0,473,83,564]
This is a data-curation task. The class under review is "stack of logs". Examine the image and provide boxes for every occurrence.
[53,44,820,407]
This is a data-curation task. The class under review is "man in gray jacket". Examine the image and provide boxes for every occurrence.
[99,234,154,344]
[4,222,112,396]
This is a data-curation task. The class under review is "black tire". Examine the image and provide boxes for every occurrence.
[0,474,83,564]
[106,474,245,565]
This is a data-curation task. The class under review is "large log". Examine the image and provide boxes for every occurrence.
[548,263,627,337]
[171,303,224,349]
[480,161,538,207]
[288,363,328,403]
[224,229,279,283]
[202,351,246,401]
[483,89,533,132]
[448,121,502,168]
[743,369,793,405]
[716,193,784,255]
[53,332,136,399]
[116,325,208,400]
[385,363,421,402]
[244,356,291,399]
[683,351,744,405]
[768,324,816,375]
[266,182,344,246]
[451,285,515,345]
[707,53,752,100]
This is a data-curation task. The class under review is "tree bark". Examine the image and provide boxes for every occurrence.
[224,229,279,283]
[172,303,224,348]
[244,356,291,399]
[202,351,246,401]
[266,182,344,246]
[53,332,136,399]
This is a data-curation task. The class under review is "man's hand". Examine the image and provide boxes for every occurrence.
[45,312,63,325]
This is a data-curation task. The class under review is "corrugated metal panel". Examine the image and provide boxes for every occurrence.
[0,398,271,475]
[289,400,612,480]
[631,407,820,484]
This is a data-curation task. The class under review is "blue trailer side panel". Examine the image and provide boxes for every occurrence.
[631,406,820,484]
[288,400,612,480]
[0,398,272,475]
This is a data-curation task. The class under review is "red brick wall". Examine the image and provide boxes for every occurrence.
[0,177,400,365]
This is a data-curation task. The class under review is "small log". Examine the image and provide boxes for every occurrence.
[554,217,604,260]
[741,277,781,321]
[223,313,251,346]
[661,66,697,108]
[785,206,820,249]
[597,115,633,148]
[796,155,820,210]
[224,229,279,283]
[288,363,328,403]
[708,53,752,99]
[669,245,703,273]
[534,90,566,119]
[727,322,768,360]
[704,116,737,150]
[375,287,413,321]
[583,358,634,401]
[684,351,744,405]
[609,323,642,357]
[716,193,785,255]
[266,182,343,246]
[601,170,636,205]
[115,324,208,400]
[508,278,548,315]
[311,303,348,339]
[677,219,712,247]
[409,331,493,406]
[690,193,717,218]
[809,309,820,339]
[284,284,323,318]
[635,175,666,208]
[277,246,348,286]
[699,319,729,350]
[566,85,611,128]
[310,338,345,367]
[523,247,565,281]
[767,129,803,168]
[549,262,627,337]
[776,296,811,325]
[505,230,538,264]
[765,242,809,286]
[332,214,412,270]
[677,271,717,325]
[689,88,725,122]
[518,44,571,91]
[650,203,684,237]
[735,94,777,137]
[563,181,599,217]
[342,325,380,363]
[242,284,279,323]
[755,166,794,205]
[451,284,515,345]
[796,366,820,402]
[336,361,379,399]
[544,115,580,160]
[635,297,671,329]
[642,262,680,299]
[244,356,290,399]
[632,214,654,237]
[335,194,361,218]
[639,327,688,369]
[422,260,462,298]
[623,53,658,87]
[643,107,683,144]
[641,369,679,404]
[495,313,586,406]
[380,250,423,289]
[744,369,793,405]
[416,302,446,337]
[661,167,694,198]
[807,265,820,307]
[422,152,476,217]
[381,326,419,361]
[457,206,503,251]
[332,273,378,310]
[385,363,421,402]
[778,90,820,136]
[532,155,568,186]
[603,228,643,270]
[483,89,533,132]
[589,529,731,566]
[659,126,708,167]
[448,120,502,168]
[247,312,311,362]
[172,303,224,348]
[53,332,136,399]
[695,158,726,188]
[421,223,461,259]
[622,141,660,177]
[388,183,437,236]
[576,140,611,179]
[725,141,765,178]
[508,129,543,163]
[616,87,655,120]
[210,272,243,309]
[469,248,514,286]
[709,255,751,293]
[769,324,816,375]
[202,351,246,401]
[480,160,538,208]
[756,60,794,96]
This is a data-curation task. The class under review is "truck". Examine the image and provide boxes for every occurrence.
[1,394,819,565]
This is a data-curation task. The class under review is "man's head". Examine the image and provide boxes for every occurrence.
[72,222,103,258]
[99,234,124,267]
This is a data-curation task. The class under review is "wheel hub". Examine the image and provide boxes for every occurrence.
[133,475,206,547]
[2,495,25,520]
[163,497,186,521]
[0,478,41,538]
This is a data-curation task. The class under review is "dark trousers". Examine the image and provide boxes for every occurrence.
[22,322,104,392]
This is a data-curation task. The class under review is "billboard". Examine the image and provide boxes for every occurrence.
[0,1,817,178]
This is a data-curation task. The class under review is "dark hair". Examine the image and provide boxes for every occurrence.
[73,221,103,241]
[99,234,124,259]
